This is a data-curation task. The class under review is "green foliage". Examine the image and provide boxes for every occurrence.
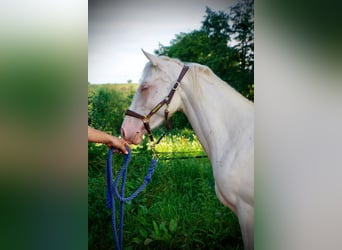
[155,1,254,101]
[88,85,243,249]
[88,84,136,136]
[202,6,231,43]
[89,133,243,249]
[155,130,203,155]
[230,0,254,71]
[169,111,192,131]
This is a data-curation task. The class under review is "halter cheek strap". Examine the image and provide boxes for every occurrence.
[125,64,189,143]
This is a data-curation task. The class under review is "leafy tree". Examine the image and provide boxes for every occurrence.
[229,0,254,100]
[201,6,231,43]
[88,86,128,136]
[230,0,254,71]
[155,1,254,101]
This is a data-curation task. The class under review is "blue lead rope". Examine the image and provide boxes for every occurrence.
[106,146,158,250]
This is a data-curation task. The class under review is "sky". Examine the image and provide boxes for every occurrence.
[88,0,239,84]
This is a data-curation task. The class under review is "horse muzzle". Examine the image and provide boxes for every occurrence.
[121,117,145,145]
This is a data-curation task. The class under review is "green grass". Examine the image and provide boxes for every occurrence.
[88,131,243,250]
[88,83,138,98]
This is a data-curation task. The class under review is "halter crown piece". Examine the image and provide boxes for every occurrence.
[125,64,189,154]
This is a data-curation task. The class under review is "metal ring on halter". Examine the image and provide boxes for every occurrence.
[143,116,149,123]
[172,82,180,90]
[151,143,157,159]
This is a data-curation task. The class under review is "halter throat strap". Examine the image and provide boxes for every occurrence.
[125,64,189,143]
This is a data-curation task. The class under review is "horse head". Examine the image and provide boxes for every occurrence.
[121,50,185,145]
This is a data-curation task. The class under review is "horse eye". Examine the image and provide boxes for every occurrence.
[141,83,150,91]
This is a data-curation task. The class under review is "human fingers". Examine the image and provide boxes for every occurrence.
[115,138,129,154]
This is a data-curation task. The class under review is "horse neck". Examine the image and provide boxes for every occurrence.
[179,69,253,161]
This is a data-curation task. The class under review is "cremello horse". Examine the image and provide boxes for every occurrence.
[121,51,254,249]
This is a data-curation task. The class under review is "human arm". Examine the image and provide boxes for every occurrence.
[88,126,129,154]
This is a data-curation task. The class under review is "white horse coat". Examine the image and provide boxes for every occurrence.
[121,51,254,249]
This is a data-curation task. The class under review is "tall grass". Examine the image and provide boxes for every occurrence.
[88,131,243,249]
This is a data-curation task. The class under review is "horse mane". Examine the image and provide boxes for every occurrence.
[159,56,183,66]
[186,62,228,99]
[191,63,229,87]
[187,62,247,102]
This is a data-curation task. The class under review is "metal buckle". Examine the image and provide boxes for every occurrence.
[143,116,149,123]
[150,141,158,159]
[165,104,169,114]
[172,82,180,90]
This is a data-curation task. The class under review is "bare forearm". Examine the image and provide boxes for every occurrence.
[88,126,111,144]
[88,126,129,154]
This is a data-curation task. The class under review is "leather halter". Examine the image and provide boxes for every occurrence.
[125,64,189,143]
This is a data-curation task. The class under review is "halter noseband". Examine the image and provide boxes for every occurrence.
[125,64,189,144]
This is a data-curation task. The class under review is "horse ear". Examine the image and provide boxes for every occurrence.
[141,49,159,66]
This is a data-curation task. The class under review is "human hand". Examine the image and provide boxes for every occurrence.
[104,136,130,155]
